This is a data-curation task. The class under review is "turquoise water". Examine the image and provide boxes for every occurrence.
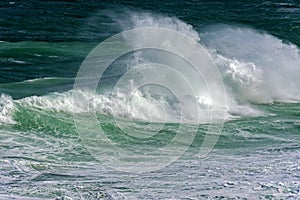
[1,1,300,199]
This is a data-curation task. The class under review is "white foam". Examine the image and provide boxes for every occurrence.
[202,25,300,104]
[114,13,266,118]
[7,58,26,64]
[16,87,213,123]
[0,94,16,125]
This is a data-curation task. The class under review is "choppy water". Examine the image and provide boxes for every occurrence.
[1,0,300,199]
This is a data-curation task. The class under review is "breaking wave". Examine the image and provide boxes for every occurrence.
[1,12,300,125]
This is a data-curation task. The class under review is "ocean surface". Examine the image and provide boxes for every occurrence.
[1,0,300,199]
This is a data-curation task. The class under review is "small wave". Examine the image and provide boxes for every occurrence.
[7,58,26,64]
[22,77,72,83]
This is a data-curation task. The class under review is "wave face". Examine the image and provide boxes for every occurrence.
[1,12,300,125]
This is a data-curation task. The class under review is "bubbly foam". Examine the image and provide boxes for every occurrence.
[13,86,213,124]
